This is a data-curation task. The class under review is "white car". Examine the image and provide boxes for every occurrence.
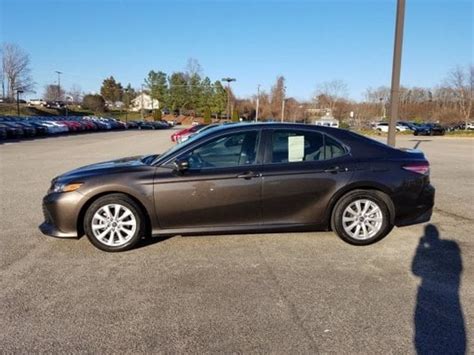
[28,99,47,107]
[374,122,407,132]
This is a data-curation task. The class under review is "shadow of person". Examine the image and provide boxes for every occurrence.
[412,224,466,354]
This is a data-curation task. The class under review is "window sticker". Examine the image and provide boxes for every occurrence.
[288,135,305,162]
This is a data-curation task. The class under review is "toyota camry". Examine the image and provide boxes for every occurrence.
[40,123,435,252]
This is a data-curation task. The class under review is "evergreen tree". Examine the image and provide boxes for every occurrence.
[198,76,213,113]
[203,107,211,124]
[187,73,202,112]
[211,80,227,118]
[168,72,188,114]
[100,76,123,103]
[145,71,168,109]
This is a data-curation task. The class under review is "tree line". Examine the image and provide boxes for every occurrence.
[97,59,229,118]
[1,42,472,127]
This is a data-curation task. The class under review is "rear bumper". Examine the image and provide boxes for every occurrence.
[395,184,435,227]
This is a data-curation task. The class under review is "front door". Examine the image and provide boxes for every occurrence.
[154,130,263,229]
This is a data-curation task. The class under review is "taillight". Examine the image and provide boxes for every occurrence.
[402,163,430,175]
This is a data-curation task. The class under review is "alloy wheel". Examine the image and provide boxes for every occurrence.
[91,204,137,246]
[342,199,383,240]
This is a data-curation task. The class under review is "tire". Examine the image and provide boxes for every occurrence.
[84,193,147,252]
[331,190,393,246]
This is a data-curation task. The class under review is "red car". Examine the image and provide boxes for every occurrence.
[171,124,205,142]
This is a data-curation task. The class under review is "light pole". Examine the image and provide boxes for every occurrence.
[140,84,145,120]
[281,86,287,122]
[124,88,129,123]
[55,71,63,101]
[222,77,236,120]
[388,0,406,146]
[255,84,260,122]
[16,89,24,117]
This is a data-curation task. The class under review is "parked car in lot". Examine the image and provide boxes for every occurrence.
[413,123,446,136]
[2,121,35,137]
[28,99,47,107]
[0,122,24,138]
[374,122,408,132]
[171,124,206,142]
[40,123,435,252]
[178,123,220,143]
[0,115,144,140]
[0,125,8,140]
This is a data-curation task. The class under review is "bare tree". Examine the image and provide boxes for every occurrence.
[446,65,473,129]
[43,84,65,101]
[185,58,203,78]
[1,43,35,98]
[68,84,83,104]
[270,76,286,119]
[315,80,348,113]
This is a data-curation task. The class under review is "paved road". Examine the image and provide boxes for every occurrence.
[0,131,472,353]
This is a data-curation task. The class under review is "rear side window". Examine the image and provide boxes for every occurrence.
[270,130,346,163]
[325,135,345,159]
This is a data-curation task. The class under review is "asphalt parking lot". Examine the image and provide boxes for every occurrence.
[0,131,472,353]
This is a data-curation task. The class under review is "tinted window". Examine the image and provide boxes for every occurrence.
[271,130,324,163]
[185,131,259,169]
[324,135,345,159]
[271,130,346,163]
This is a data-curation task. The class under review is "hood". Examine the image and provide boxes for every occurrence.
[56,155,156,182]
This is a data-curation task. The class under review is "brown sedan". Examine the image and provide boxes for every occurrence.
[40,123,434,252]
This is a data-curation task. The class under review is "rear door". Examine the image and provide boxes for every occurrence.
[261,128,353,226]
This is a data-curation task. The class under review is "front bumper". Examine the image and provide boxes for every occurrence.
[39,191,85,238]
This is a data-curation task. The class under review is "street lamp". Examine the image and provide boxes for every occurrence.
[222,77,236,120]
[16,88,24,117]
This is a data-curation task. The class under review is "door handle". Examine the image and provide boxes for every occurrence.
[237,171,261,179]
[324,166,347,173]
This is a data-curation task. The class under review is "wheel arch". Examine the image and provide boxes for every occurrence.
[76,191,152,238]
[325,183,396,230]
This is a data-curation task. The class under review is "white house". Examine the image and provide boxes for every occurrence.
[131,93,160,111]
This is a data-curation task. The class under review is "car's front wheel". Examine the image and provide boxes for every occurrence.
[331,190,393,245]
[84,194,146,252]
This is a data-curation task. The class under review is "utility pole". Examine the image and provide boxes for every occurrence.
[281,86,287,122]
[388,0,406,147]
[255,84,260,122]
[55,71,62,101]
[16,89,24,116]
[141,84,145,120]
[281,99,286,122]
[222,77,236,120]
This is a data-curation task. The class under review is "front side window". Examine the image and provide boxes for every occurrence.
[183,131,259,169]
[270,130,345,163]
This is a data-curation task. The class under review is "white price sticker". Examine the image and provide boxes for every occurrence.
[288,136,304,162]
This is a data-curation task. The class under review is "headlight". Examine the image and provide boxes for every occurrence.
[49,182,83,193]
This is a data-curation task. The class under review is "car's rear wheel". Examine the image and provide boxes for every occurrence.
[84,194,146,252]
[331,190,393,245]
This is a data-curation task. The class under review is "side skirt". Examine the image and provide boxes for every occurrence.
[151,223,328,237]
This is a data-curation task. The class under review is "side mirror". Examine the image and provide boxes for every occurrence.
[174,159,189,173]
